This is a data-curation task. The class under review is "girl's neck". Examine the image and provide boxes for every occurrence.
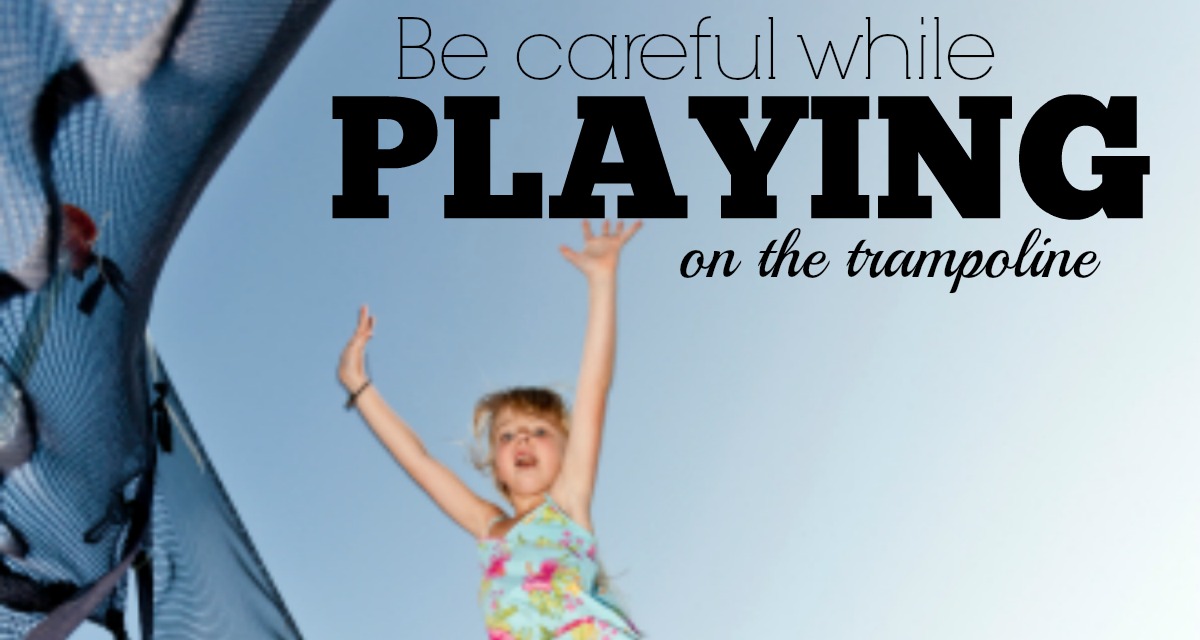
[507,491,547,518]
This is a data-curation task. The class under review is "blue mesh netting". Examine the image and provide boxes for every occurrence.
[0,0,330,637]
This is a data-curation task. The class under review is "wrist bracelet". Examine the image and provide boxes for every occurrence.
[344,379,371,410]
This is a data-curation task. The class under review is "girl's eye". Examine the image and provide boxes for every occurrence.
[534,428,547,437]
[498,433,513,443]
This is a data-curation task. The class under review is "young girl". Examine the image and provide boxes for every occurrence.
[338,220,643,639]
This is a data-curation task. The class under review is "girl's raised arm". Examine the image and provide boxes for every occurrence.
[339,306,502,538]
[552,220,641,527]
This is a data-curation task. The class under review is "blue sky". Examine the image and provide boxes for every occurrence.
[79,0,1200,637]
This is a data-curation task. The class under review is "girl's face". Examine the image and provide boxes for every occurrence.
[491,408,566,500]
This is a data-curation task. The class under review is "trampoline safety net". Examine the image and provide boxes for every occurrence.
[0,0,331,637]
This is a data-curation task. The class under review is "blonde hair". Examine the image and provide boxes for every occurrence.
[470,387,570,501]
[470,386,616,597]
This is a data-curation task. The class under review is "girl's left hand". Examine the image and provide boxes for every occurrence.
[338,306,374,392]
[559,220,642,280]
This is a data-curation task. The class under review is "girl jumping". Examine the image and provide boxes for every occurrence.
[337,220,643,639]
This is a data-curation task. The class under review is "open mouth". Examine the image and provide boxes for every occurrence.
[514,453,536,469]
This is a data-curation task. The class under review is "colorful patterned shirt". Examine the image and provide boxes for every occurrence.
[477,496,640,639]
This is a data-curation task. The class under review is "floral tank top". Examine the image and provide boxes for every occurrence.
[477,495,640,639]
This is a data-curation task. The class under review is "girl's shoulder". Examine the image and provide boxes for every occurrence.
[478,501,543,542]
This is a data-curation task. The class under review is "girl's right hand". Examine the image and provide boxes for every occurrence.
[338,306,374,391]
[559,219,642,282]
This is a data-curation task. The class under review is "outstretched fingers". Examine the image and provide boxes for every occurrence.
[618,220,643,245]
[559,245,583,269]
[581,219,643,241]
[354,305,374,341]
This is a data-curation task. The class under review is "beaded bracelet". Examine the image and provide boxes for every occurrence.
[344,380,371,410]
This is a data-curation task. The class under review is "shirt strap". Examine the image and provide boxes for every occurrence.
[482,513,505,540]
